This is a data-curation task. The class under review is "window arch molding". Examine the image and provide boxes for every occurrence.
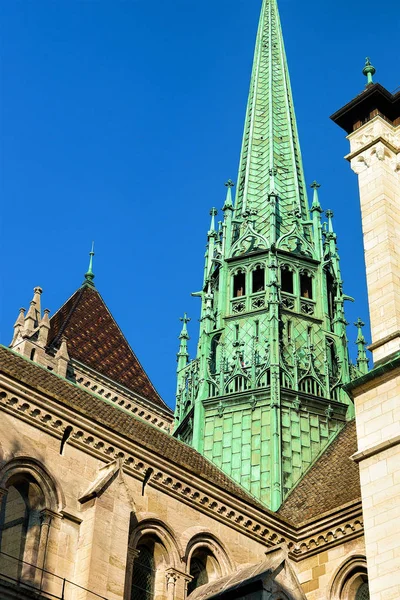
[184,531,233,577]
[0,457,64,513]
[125,517,183,600]
[129,517,182,569]
[330,555,369,600]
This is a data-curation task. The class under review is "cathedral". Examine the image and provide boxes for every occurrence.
[0,1,399,599]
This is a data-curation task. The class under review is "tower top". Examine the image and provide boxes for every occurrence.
[234,0,308,237]
[84,242,95,287]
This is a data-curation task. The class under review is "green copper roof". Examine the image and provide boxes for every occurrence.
[234,0,308,237]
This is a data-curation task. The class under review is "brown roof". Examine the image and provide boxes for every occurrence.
[0,346,266,512]
[47,284,168,410]
[330,82,400,134]
[278,420,361,523]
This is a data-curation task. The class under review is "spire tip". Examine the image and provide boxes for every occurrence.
[363,57,376,86]
[84,242,95,287]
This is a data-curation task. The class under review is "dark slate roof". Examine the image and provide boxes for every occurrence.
[0,346,266,512]
[278,420,361,523]
[331,82,400,134]
[47,284,168,410]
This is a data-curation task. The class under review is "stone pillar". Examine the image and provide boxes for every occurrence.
[347,116,400,363]
[123,548,139,600]
[37,509,63,597]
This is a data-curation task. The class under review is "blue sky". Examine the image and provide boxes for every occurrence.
[1,0,399,407]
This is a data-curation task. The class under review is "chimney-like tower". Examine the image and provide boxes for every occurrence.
[332,61,400,600]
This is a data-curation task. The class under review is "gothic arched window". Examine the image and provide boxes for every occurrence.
[300,270,313,299]
[281,266,294,294]
[233,271,246,297]
[252,266,265,293]
[130,544,156,600]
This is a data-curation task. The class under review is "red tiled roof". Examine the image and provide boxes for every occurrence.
[278,420,361,523]
[47,284,169,410]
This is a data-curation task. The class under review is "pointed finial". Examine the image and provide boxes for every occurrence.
[208,208,218,237]
[223,180,234,211]
[310,181,323,213]
[355,318,369,374]
[14,307,26,328]
[84,242,95,287]
[363,57,376,86]
[325,210,334,233]
[355,317,366,342]
[179,313,191,339]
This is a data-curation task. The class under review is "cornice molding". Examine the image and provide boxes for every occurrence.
[352,435,400,464]
[0,374,364,560]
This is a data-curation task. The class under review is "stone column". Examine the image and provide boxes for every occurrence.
[347,117,400,363]
[123,548,139,600]
[165,568,193,600]
[37,509,63,596]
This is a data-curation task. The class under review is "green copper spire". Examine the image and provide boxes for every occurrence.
[174,0,362,512]
[84,242,95,287]
[234,0,308,238]
[363,57,376,86]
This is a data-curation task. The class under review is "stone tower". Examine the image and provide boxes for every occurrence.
[332,61,400,600]
[174,0,366,511]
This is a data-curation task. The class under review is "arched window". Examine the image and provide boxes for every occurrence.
[252,266,265,293]
[233,271,246,297]
[188,554,209,595]
[300,271,313,299]
[0,475,44,582]
[210,334,221,374]
[281,266,294,294]
[187,548,221,595]
[126,522,180,600]
[131,544,155,600]
[330,555,370,600]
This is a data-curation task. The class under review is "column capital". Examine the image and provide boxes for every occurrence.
[165,567,193,583]
[128,547,140,560]
[40,508,62,525]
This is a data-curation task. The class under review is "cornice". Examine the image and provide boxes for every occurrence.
[0,373,364,561]
[352,435,400,464]
[345,135,399,162]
